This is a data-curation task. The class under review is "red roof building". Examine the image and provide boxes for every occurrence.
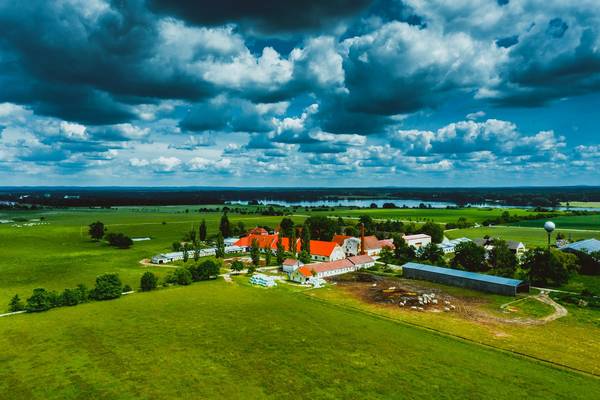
[289,255,375,282]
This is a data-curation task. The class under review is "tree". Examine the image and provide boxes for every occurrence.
[193,245,200,262]
[182,244,189,263]
[234,221,246,236]
[304,216,337,240]
[140,271,158,291]
[172,241,182,251]
[219,213,231,237]
[250,238,260,266]
[8,294,24,312]
[279,217,295,237]
[188,229,197,244]
[61,287,86,306]
[215,232,225,258]
[488,239,518,277]
[289,228,297,256]
[276,236,285,265]
[199,219,207,241]
[452,241,487,272]
[417,242,444,265]
[392,234,415,262]
[174,268,192,285]
[265,250,272,266]
[88,221,106,240]
[105,232,133,249]
[25,288,56,312]
[231,260,244,273]
[91,273,123,300]
[419,222,444,243]
[299,250,311,264]
[380,246,394,266]
[301,223,311,253]
[199,259,220,279]
[522,248,578,286]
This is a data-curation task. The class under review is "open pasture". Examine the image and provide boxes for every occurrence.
[1,280,598,399]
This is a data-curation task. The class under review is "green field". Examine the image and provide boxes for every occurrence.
[509,214,600,231]
[446,226,600,247]
[0,208,303,302]
[561,202,600,209]
[302,207,541,224]
[1,280,599,399]
[1,206,600,398]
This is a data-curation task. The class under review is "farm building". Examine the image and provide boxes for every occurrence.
[151,245,243,264]
[281,258,303,273]
[309,240,346,261]
[362,235,395,256]
[332,235,361,256]
[401,262,529,296]
[473,238,527,257]
[289,255,375,283]
[560,238,600,254]
[438,237,472,254]
[402,234,431,249]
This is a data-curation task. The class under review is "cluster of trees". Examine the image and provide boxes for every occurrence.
[445,217,475,230]
[9,273,126,313]
[163,260,221,287]
[89,221,133,249]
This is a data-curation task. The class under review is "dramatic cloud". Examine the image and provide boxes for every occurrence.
[0,1,598,185]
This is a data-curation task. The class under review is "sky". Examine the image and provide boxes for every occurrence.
[0,0,599,187]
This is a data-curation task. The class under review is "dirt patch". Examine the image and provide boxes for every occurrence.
[328,273,563,326]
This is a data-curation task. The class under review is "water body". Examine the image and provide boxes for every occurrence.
[229,199,596,211]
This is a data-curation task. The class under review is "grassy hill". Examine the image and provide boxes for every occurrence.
[1,280,598,399]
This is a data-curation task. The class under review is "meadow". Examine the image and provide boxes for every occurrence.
[0,207,303,302]
[509,213,600,231]
[446,226,600,247]
[1,280,598,399]
[302,207,540,224]
[1,205,599,399]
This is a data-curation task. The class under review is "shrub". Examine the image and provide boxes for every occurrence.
[140,271,158,291]
[105,232,133,249]
[123,284,133,293]
[61,287,87,306]
[91,273,123,300]
[26,288,58,312]
[174,268,192,285]
[8,294,24,312]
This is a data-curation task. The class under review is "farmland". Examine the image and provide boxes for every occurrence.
[1,280,599,399]
[1,205,600,399]
[446,226,600,247]
[509,214,600,231]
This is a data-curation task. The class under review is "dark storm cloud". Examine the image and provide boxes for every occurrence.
[0,1,213,124]
[179,99,275,133]
[147,0,373,33]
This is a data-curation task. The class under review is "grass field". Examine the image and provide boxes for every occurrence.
[302,207,542,224]
[1,280,599,399]
[561,202,600,209]
[1,205,600,398]
[0,207,304,302]
[446,226,600,247]
[509,214,600,231]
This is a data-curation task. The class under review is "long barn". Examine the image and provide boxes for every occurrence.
[401,262,529,296]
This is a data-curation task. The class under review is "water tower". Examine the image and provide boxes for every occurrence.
[544,221,555,249]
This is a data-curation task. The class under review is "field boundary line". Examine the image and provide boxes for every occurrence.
[298,290,600,379]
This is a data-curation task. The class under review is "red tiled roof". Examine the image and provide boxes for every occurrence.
[304,259,354,274]
[234,234,300,251]
[362,235,380,250]
[403,234,431,241]
[282,258,300,266]
[332,235,352,246]
[378,239,395,250]
[297,266,313,277]
[309,240,339,257]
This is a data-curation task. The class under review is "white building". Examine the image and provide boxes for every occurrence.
[402,234,431,249]
[332,235,361,257]
[150,245,243,264]
[281,258,303,273]
[438,237,471,254]
[288,255,375,283]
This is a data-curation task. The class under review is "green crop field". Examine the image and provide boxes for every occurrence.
[509,214,600,231]
[304,207,551,224]
[1,281,599,399]
[561,202,600,209]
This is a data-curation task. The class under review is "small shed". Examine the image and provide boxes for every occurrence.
[402,262,529,296]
